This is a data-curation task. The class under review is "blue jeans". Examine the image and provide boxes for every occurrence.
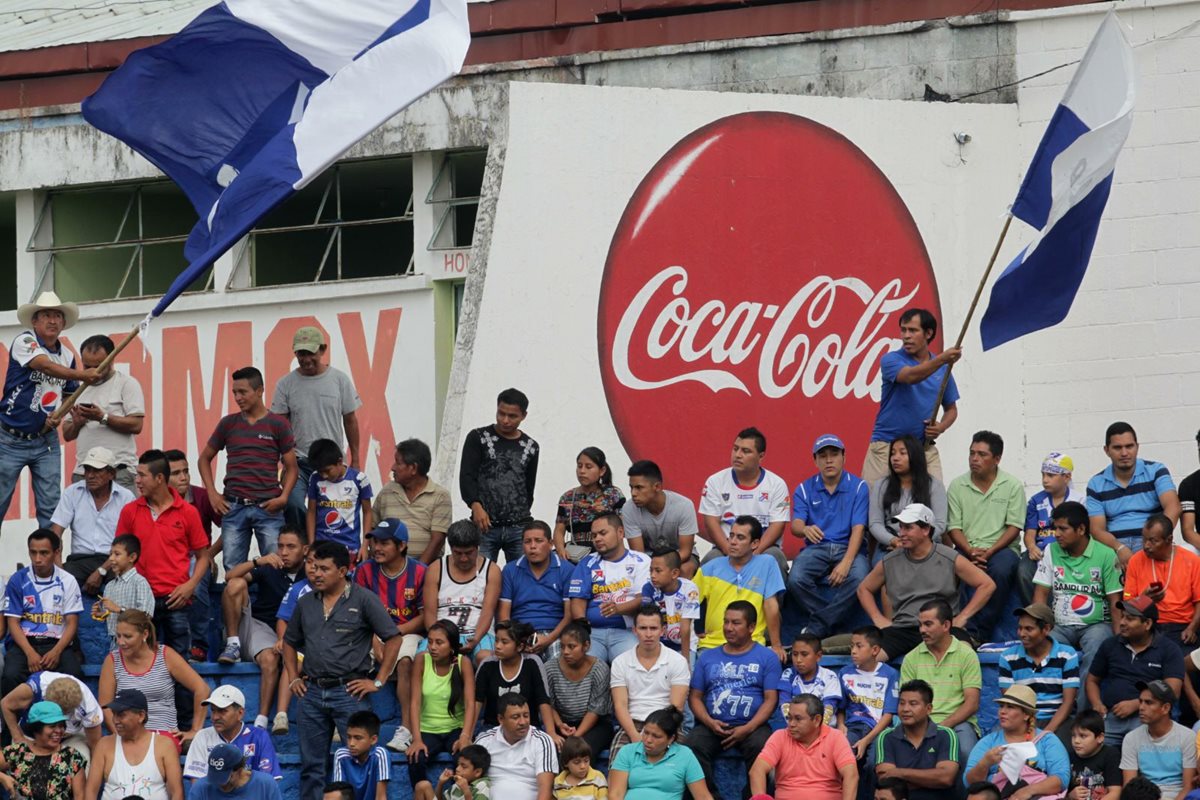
[187,565,211,659]
[1115,533,1144,554]
[587,627,638,663]
[961,547,1020,643]
[1051,623,1114,712]
[1103,709,1141,746]
[222,502,283,569]
[297,685,370,800]
[285,457,315,534]
[0,429,61,529]
[786,543,870,638]
[480,524,524,565]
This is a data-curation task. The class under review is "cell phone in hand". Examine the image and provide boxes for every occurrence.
[1150,582,1163,591]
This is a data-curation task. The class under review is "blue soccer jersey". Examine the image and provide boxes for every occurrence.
[1,567,82,638]
[838,662,899,728]
[332,745,390,800]
[309,468,373,550]
[0,330,78,432]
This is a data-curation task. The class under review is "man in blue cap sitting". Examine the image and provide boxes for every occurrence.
[787,433,871,640]
[189,742,282,800]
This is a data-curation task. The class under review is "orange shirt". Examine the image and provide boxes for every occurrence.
[1124,547,1200,625]
[756,726,856,800]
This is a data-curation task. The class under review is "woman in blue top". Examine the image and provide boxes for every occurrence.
[609,708,713,800]
[964,686,1070,796]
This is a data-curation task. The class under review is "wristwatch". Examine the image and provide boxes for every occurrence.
[99,412,109,426]
[373,680,383,689]
[96,566,108,577]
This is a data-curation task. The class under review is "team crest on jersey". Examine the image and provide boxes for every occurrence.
[1054,567,1065,578]
[244,743,256,756]
[591,569,604,582]
[1090,568,1101,582]
[22,595,35,608]
[721,493,729,501]
[759,492,769,501]
[404,588,416,599]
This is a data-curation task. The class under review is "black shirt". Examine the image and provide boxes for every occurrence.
[249,565,301,625]
[475,655,550,727]
[874,720,958,800]
[459,426,539,526]
[1069,745,1122,799]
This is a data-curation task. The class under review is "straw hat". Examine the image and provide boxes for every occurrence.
[17,291,79,330]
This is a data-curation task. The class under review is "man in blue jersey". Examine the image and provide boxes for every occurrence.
[862,308,961,484]
[1087,421,1180,567]
[566,513,651,663]
[184,685,282,783]
[0,292,101,531]
[190,742,283,800]
[0,529,84,697]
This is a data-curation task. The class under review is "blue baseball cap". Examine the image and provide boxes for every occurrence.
[104,689,148,714]
[207,743,246,785]
[27,701,67,725]
[812,433,845,454]
[366,518,409,542]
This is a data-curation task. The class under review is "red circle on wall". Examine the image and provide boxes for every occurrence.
[598,112,943,558]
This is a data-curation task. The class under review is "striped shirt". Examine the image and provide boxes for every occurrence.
[1086,459,1175,537]
[997,640,1081,724]
[207,412,295,501]
[899,637,982,730]
[354,559,425,626]
[111,645,176,731]
[332,745,390,800]
[475,726,559,800]
[101,568,155,639]
[544,657,612,724]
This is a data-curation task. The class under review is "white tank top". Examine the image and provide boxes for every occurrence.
[437,555,491,634]
[102,732,168,800]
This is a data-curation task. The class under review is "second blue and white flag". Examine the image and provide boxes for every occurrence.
[82,0,470,318]
[980,11,1135,351]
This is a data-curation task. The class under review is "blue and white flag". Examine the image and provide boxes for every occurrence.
[82,0,470,319]
[979,11,1134,351]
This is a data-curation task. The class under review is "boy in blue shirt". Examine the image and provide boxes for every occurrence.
[778,632,841,726]
[332,711,390,800]
[838,626,899,761]
[307,439,373,562]
[642,550,700,658]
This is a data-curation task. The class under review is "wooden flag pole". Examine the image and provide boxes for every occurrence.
[928,213,1015,430]
[44,321,142,432]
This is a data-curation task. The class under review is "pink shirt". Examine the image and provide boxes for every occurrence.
[756,726,856,800]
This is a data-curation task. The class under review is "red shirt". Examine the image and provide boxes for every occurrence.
[116,488,208,598]
[354,559,426,626]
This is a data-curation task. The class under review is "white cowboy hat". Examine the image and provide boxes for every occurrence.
[17,291,79,330]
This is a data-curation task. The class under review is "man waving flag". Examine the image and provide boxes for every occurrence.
[82,0,470,320]
[979,11,1135,350]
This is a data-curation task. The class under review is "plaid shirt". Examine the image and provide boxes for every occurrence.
[101,567,155,639]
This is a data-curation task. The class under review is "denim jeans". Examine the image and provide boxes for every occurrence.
[0,429,62,529]
[297,685,371,800]
[480,523,524,565]
[1104,709,1141,746]
[285,457,315,534]
[1051,623,1114,712]
[187,565,212,659]
[222,502,283,569]
[960,547,1020,643]
[786,543,870,638]
[587,627,638,664]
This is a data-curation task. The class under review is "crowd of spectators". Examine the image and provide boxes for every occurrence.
[6,296,1200,800]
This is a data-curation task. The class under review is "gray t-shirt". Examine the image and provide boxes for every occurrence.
[621,490,699,552]
[270,367,361,456]
[882,543,961,627]
[1120,721,1196,793]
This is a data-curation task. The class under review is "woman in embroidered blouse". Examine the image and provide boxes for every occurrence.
[0,701,85,800]
[554,447,625,563]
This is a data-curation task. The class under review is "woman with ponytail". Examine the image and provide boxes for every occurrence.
[474,620,554,732]
[409,619,477,800]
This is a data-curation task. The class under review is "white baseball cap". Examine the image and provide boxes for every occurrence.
[202,685,245,709]
[80,446,117,470]
[890,503,935,526]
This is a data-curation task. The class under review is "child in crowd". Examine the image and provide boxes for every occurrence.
[94,533,155,648]
[874,777,908,800]
[433,745,492,800]
[641,550,700,658]
[332,711,390,800]
[553,736,607,800]
[1068,710,1120,800]
[837,626,898,761]
[307,438,374,563]
[777,633,841,725]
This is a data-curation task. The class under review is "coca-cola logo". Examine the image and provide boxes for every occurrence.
[598,113,942,557]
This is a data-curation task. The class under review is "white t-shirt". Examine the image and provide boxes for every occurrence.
[475,726,558,800]
[698,468,791,536]
[610,645,691,721]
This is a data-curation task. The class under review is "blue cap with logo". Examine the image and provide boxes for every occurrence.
[207,742,246,785]
[367,518,409,542]
[812,433,846,454]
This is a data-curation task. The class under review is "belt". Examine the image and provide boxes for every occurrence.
[308,674,369,688]
[225,495,267,506]
[1,424,43,441]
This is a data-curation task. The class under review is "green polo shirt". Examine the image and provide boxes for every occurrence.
[899,637,982,729]
[946,469,1026,551]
